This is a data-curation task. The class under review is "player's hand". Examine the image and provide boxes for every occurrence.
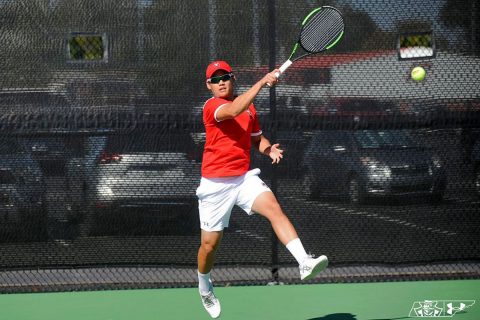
[268,143,284,164]
[263,69,280,87]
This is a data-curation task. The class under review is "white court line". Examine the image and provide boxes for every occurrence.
[307,201,458,236]
[234,229,268,241]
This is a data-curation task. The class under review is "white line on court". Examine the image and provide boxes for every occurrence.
[306,201,458,236]
[234,229,268,240]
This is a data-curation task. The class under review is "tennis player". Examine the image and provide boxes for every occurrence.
[197,61,328,318]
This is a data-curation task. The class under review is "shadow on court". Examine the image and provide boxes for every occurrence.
[370,317,410,320]
[307,313,357,320]
[307,314,411,320]
[367,318,410,320]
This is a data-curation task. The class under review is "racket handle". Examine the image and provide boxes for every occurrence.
[267,60,293,87]
[277,60,293,77]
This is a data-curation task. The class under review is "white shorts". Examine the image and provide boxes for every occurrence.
[196,168,272,232]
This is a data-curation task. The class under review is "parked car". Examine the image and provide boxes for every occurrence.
[311,98,396,119]
[82,130,201,235]
[0,137,45,237]
[397,99,450,124]
[458,127,480,199]
[0,89,71,113]
[24,135,84,176]
[48,71,145,112]
[251,131,309,179]
[302,130,446,204]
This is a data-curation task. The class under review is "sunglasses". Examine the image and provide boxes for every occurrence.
[207,73,234,84]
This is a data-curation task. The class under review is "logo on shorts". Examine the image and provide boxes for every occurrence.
[409,300,475,317]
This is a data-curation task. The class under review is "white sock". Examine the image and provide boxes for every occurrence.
[198,270,212,295]
[286,238,308,264]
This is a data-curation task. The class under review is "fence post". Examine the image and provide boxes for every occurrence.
[268,0,279,285]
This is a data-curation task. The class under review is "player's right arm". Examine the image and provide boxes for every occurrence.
[215,70,279,121]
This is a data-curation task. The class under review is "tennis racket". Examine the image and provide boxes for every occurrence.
[273,6,344,80]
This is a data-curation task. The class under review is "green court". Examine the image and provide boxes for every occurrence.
[1,280,478,320]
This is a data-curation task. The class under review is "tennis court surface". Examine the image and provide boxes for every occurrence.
[1,279,478,320]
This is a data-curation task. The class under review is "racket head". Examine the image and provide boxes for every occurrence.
[298,6,344,54]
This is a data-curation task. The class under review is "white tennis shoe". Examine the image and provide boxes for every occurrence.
[300,254,328,281]
[200,290,221,319]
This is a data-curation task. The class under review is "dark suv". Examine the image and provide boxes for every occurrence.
[302,130,446,204]
[251,131,308,179]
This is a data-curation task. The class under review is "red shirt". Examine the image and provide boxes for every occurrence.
[201,97,262,178]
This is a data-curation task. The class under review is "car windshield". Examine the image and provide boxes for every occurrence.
[354,130,416,149]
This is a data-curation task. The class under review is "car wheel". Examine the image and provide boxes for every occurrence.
[347,177,365,205]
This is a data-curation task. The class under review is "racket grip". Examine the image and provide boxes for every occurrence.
[277,60,293,76]
[267,60,293,87]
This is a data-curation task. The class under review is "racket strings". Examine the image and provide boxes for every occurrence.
[300,9,344,53]
[303,15,342,51]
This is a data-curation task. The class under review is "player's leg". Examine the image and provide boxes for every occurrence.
[251,191,328,280]
[239,173,327,280]
[197,230,223,319]
[196,176,236,319]
[251,190,298,245]
[198,229,223,276]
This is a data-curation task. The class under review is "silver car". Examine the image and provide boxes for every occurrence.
[83,131,201,235]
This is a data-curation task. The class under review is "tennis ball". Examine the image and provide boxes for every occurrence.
[411,66,426,81]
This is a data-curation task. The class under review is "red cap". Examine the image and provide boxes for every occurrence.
[206,60,232,79]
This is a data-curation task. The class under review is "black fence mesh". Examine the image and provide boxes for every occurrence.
[0,0,479,292]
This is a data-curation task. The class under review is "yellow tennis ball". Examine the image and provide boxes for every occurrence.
[411,66,426,81]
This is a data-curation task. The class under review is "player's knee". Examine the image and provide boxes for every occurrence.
[265,202,286,221]
[201,241,219,255]
[273,211,290,225]
[270,200,284,215]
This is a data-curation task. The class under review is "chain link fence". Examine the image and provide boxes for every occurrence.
[0,0,479,292]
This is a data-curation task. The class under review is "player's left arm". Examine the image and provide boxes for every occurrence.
[251,134,283,164]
